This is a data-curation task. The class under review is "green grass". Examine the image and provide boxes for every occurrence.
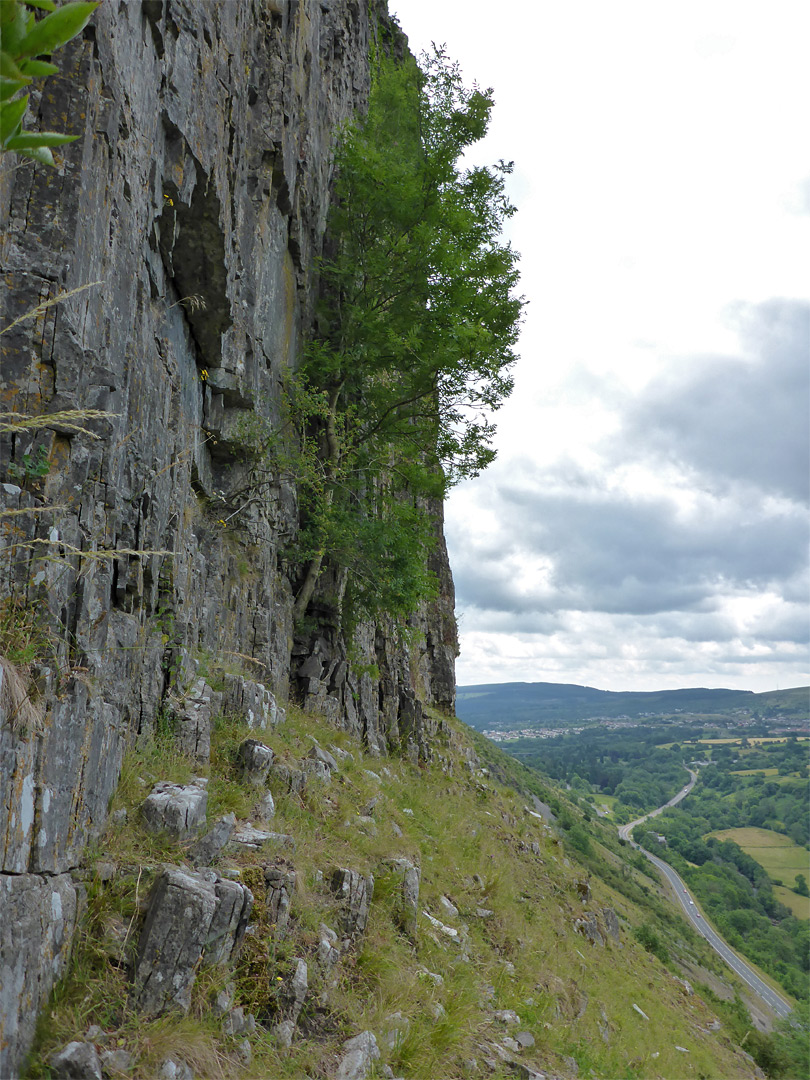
[708,826,809,880]
[773,885,810,920]
[24,703,774,1079]
[594,793,619,815]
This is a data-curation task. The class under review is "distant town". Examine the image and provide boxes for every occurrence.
[483,713,810,743]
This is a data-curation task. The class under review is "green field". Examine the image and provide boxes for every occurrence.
[708,826,809,918]
[774,884,810,920]
[695,736,808,747]
[594,793,619,816]
[730,767,779,776]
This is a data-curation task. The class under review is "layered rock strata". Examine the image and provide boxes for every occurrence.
[0,1,457,1071]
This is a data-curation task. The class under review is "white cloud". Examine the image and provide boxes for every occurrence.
[394,0,810,692]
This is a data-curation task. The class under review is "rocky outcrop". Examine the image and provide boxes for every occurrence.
[171,677,219,764]
[140,779,208,838]
[263,863,297,938]
[272,957,308,1046]
[573,907,622,948]
[381,856,420,940]
[330,867,374,942]
[0,1,457,1070]
[132,866,252,1016]
[48,1040,103,1079]
[0,873,78,1072]
[236,738,275,786]
[334,1030,381,1080]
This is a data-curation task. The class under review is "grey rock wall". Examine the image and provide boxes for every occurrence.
[0,1,457,1072]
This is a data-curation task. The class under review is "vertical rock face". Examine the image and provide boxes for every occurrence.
[0,873,78,1071]
[0,2,457,1071]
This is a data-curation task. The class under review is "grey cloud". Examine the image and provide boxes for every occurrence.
[446,297,808,687]
[449,480,808,618]
[458,607,565,635]
[652,604,809,646]
[618,298,809,502]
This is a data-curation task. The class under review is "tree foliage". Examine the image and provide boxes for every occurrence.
[293,45,523,629]
[1,0,98,166]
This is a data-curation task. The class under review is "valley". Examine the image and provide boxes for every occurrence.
[458,681,810,1076]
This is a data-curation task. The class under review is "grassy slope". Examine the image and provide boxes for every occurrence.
[25,706,765,1080]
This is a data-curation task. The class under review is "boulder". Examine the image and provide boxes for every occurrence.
[236,739,274,786]
[189,813,236,867]
[48,1041,103,1079]
[132,867,218,1015]
[255,791,276,822]
[380,857,420,940]
[330,868,374,940]
[439,894,459,917]
[132,867,252,1015]
[422,910,458,938]
[221,674,283,729]
[272,957,308,1042]
[158,1059,194,1080]
[172,678,218,764]
[317,923,340,972]
[303,757,332,783]
[99,1048,134,1075]
[270,762,308,795]
[334,1031,380,1080]
[601,907,620,942]
[229,824,295,850]
[493,1010,521,1026]
[273,1019,296,1048]
[382,1011,410,1050]
[140,782,207,839]
[574,913,604,947]
[205,877,254,965]
[263,864,296,937]
[307,744,338,771]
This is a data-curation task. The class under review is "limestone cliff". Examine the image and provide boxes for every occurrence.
[0,1,456,1071]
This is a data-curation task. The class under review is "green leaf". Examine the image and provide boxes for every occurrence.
[16,142,54,165]
[0,2,29,52]
[1,81,27,102]
[22,144,56,166]
[18,58,59,76]
[16,1,99,58]
[0,92,28,144]
[0,49,30,82]
[5,129,77,147]
[24,1,58,10]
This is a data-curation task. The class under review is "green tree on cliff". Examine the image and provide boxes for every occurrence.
[293,46,523,629]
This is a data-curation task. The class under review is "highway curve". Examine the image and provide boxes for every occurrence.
[619,769,793,1020]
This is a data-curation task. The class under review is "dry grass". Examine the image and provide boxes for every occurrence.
[0,281,103,337]
[0,408,116,438]
[0,654,44,732]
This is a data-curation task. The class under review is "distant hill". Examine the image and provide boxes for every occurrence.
[455,681,809,731]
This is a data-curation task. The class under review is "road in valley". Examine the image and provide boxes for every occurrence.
[619,769,793,1021]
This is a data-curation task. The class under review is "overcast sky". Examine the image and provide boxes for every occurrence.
[392,0,809,693]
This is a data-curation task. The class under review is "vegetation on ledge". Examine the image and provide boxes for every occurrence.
[290,45,523,635]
